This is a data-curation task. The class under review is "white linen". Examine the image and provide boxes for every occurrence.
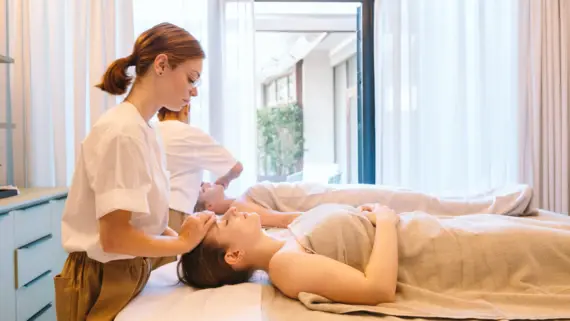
[116,262,263,321]
[245,182,535,216]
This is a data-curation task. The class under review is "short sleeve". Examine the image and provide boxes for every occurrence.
[84,133,153,219]
[186,131,238,177]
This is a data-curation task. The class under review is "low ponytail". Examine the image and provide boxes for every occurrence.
[95,56,134,95]
[96,23,205,97]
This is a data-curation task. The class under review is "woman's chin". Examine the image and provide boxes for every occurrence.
[163,104,184,112]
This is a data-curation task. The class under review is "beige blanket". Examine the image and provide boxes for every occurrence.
[245,182,536,216]
[288,204,570,320]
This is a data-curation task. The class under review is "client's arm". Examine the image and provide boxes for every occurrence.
[268,206,399,305]
[231,199,300,228]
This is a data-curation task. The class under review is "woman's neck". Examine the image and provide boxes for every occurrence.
[126,80,161,122]
[247,234,286,272]
[216,198,237,214]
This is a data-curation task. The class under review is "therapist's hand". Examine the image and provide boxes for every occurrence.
[214,177,230,189]
[178,211,216,251]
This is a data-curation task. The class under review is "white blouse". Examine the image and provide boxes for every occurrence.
[61,102,170,263]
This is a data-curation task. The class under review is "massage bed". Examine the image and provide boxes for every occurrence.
[116,184,570,321]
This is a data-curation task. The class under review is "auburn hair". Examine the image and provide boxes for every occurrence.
[96,22,205,95]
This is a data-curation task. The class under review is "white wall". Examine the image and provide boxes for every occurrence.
[302,50,335,166]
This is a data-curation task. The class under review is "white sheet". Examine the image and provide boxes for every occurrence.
[115,262,264,321]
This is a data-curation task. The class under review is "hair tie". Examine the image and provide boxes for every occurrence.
[127,54,138,66]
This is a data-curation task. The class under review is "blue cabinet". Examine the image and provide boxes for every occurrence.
[0,188,68,321]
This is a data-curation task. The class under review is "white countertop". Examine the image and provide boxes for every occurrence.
[0,187,68,214]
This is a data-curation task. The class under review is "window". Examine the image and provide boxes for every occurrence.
[263,71,297,107]
[288,74,296,102]
[265,81,277,106]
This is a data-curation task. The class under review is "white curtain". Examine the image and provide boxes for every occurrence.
[518,0,570,213]
[7,0,134,187]
[218,0,257,197]
[374,0,520,196]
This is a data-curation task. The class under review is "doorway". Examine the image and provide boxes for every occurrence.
[253,1,372,184]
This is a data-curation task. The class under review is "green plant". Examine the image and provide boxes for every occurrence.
[257,103,305,177]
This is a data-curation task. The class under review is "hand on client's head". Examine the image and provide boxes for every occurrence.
[178,211,216,250]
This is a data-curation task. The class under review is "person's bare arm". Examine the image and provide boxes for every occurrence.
[99,210,213,257]
[214,162,243,189]
[231,199,300,228]
[268,211,399,305]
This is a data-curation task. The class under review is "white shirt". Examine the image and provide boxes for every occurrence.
[157,120,237,214]
[61,102,170,263]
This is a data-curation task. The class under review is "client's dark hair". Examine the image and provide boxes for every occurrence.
[193,199,206,213]
[177,241,254,288]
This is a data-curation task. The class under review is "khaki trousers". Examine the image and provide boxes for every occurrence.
[167,208,188,233]
[54,252,151,321]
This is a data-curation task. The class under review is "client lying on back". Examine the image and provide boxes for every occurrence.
[178,203,570,320]
[180,204,399,304]
[196,180,534,228]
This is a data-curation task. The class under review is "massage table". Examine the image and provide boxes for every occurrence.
[116,208,570,321]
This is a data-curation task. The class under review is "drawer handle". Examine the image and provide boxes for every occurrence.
[19,234,52,249]
[28,303,53,321]
[23,270,52,288]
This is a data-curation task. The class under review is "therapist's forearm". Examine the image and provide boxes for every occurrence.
[101,225,190,257]
[217,162,243,185]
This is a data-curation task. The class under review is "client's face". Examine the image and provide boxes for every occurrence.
[199,183,225,209]
[204,209,262,268]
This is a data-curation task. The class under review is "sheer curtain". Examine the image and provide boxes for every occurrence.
[7,0,134,187]
[374,0,519,195]
[518,0,569,213]
[218,0,257,197]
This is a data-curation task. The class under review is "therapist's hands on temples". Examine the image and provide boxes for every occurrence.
[178,211,216,251]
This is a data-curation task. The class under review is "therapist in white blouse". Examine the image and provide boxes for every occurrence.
[56,23,217,321]
[157,104,243,232]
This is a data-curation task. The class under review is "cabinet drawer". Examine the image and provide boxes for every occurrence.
[13,202,53,248]
[29,303,56,321]
[15,235,55,288]
[16,271,54,321]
